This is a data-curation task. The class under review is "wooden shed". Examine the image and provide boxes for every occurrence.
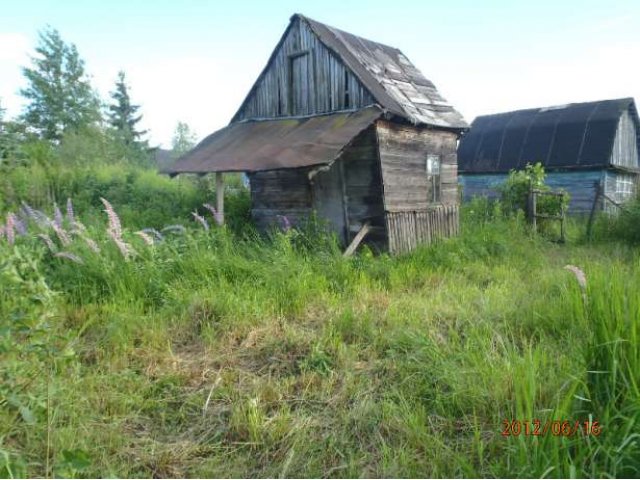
[458,98,640,213]
[168,14,468,254]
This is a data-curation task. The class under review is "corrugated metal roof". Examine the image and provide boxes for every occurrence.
[166,106,382,174]
[458,98,640,173]
[298,14,468,130]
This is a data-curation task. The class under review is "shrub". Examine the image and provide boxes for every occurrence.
[497,162,569,217]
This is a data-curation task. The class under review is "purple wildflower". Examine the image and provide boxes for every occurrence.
[37,233,57,252]
[21,201,37,219]
[192,211,209,231]
[203,203,217,217]
[113,237,135,259]
[162,224,186,235]
[83,237,101,253]
[135,230,154,246]
[13,217,27,235]
[564,265,587,289]
[52,224,71,246]
[53,203,64,228]
[100,197,122,239]
[21,202,50,228]
[141,228,163,241]
[54,251,84,264]
[66,198,75,224]
[277,215,291,232]
[72,221,87,235]
[5,213,15,245]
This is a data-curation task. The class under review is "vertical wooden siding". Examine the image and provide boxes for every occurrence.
[234,18,375,121]
[610,109,639,170]
[340,127,387,249]
[376,120,459,210]
[386,206,459,254]
[376,120,460,253]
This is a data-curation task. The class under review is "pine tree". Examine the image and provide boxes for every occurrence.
[20,27,101,141]
[107,71,147,148]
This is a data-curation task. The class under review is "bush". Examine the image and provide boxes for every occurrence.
[497,162,569,217]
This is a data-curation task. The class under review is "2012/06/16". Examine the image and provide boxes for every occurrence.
[501,419,601,437]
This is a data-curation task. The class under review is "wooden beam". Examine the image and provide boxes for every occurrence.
[216,172,224,225]
[343,222,371,257]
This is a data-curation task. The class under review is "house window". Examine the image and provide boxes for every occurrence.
[426,154,441,203]
[616,174,635,203]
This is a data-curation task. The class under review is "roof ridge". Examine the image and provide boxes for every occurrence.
[474,97,635,120]
[292,13,401,53]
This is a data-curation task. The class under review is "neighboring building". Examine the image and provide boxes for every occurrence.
[151,148,175,171]
[458,98,640,213]
[168,14,468,253]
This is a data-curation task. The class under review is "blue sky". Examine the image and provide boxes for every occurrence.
[1,0,638,147]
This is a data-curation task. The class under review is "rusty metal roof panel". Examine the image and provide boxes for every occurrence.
[166,106,383,174]
[298,14,468,130]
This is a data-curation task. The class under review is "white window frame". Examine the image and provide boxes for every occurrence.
[426,154,441,203]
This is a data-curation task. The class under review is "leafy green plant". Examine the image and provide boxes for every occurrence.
[498,162,569,217]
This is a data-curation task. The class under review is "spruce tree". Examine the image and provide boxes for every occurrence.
[107,71,147,148]
[20,27,101,141]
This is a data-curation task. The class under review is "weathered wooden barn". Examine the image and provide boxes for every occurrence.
[168,14,468,254]
[458,98,640,213]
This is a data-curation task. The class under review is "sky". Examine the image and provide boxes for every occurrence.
[1,0,639,147]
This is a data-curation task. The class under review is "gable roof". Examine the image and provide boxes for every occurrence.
[458,98,640,173]
[232,14,467,130]
[167,106,382,174]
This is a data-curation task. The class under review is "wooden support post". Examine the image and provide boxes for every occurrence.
[216,172,224,226]
[343,222,371,257]
[531,188,537,233]
[560,193,566,243]
[586,180,602,240]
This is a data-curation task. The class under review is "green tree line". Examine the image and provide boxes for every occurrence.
[0,26,197,170]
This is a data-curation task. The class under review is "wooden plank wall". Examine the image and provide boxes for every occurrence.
[249,168,313,230]
[386,206,459,254]
[610,109,639,170]
[459,170,606,214]
[377,120,459,210]
[339,127,387,249]
[376,120,460,253]
[234,17,375,121]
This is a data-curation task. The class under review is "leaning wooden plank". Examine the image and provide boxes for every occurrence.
[343,221,371,257]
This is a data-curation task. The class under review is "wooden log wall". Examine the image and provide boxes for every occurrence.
[386,205,459,254]
[233,17,375,121]
[249,168,313,230]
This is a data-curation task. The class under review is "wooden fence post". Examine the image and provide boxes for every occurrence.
[586,180,602,240]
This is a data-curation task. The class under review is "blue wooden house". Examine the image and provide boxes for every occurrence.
[457,98,640,213]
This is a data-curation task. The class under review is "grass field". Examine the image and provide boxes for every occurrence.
[1,198,639,478]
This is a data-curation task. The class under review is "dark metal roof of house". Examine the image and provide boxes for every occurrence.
[297,14,467,130]
[458,98,640,173]
[167,106,382,174]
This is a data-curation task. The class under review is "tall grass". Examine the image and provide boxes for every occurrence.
[1,196,639,477]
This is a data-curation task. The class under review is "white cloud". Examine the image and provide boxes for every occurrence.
[93,55,257,147]
[0,32,30,115]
